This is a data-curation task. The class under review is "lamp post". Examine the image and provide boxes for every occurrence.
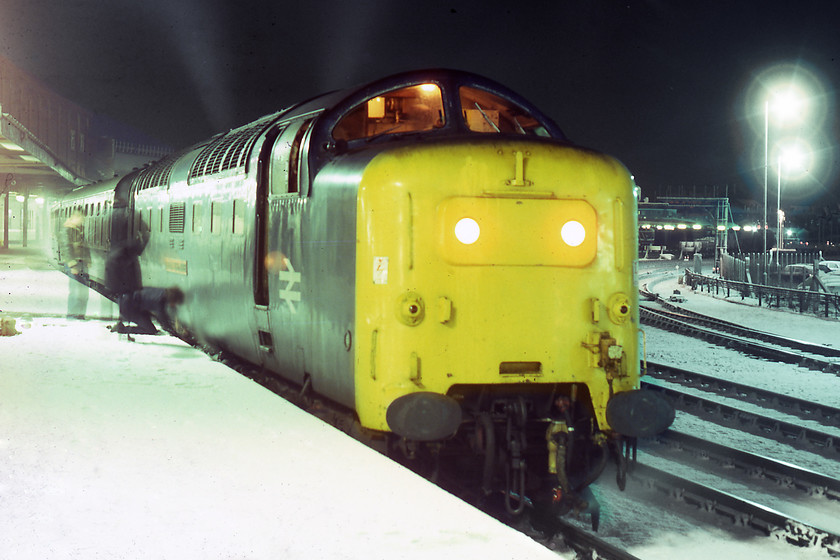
[763,87,803,268]
[777,154,783,251]
[776,144,807,254]
[763,102,769,260]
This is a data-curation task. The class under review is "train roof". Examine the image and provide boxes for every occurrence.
[67,70,569,201]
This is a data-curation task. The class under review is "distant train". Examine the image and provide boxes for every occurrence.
[51,69,673,519]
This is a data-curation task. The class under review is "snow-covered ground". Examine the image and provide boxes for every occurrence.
[3,248,839,560]
[1,246,559,560]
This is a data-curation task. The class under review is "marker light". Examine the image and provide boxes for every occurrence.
[560,220,586,247]
[454,218,480,244]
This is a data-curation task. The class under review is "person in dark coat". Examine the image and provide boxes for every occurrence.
[105,205,149,331]
[114,287,185,335]
[104,231,147,299]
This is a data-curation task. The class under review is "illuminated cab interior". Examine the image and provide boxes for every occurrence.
[332,83,552,142]
[333,84,446,141]
[458,86,548,135]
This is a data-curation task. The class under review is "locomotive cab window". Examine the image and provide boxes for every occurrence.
[459,86,548,136]
[332,84,444,142]
[269,119,314,196]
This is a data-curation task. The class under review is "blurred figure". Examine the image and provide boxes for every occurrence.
[104,206,149,330]
[112,287,185,335]
[61,211,89,319]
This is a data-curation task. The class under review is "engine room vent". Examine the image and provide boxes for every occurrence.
[189,114,276,180]
[133,152,179,191]
[169,202,186,233]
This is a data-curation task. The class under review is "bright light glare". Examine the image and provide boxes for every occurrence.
[454,218,480,244]
[560,220,586,247]
[769,85,809,126]
[420,83,437,93]
[774,138,813,181]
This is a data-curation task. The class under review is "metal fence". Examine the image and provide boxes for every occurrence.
[684,270,840,319]
[720,251,820,287]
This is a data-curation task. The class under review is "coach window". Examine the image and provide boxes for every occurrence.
[192,202,203,234]
[232,200,244,234]
[211,201,222,234]
[332,84,444,142]
[105,203,111,242]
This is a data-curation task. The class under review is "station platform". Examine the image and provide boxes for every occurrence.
[1,245,560,559]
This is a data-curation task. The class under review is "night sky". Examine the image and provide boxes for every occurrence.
[2,0,840,206]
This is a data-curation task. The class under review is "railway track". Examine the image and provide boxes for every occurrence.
[640,306,840,374]
[645,429,840,502]
[635,278,840,557]
[642,380,839,460]
[550,520,643,560]
[628,462,840,557]
[649,299,840,358]
[645,361,840,428]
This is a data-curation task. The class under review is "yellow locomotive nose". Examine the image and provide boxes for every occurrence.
[352,138,660,445]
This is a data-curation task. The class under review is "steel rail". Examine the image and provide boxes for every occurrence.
[646,429,840,502]
[645,300,840,358]
[551,519,643,560]
[645,360,840,428]
[640,307,840,375]
[641,383,840,460]
[630,462,840,556]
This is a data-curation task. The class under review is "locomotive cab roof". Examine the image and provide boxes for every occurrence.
[293,69,568,170]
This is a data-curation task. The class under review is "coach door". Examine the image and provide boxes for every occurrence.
[253,116,316,376]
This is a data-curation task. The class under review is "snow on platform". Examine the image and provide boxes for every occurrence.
[1,247,560,560]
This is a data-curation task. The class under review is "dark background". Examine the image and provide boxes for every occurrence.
[1,0,839,206]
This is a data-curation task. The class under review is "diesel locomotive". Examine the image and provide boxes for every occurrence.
[51,69,673,519]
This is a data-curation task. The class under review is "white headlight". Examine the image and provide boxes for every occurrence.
[454,218,480,245]
[560,220,586,247]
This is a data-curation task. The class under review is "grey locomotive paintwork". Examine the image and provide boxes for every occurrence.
[124,112,381,409]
